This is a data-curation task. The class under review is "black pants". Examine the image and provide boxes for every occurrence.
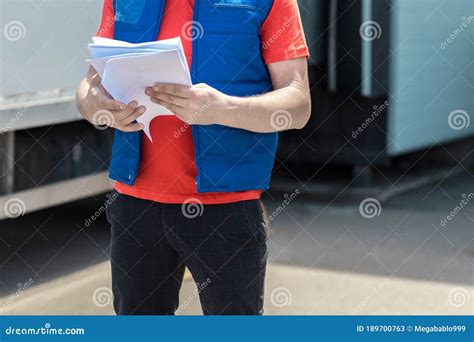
[106,191,268,315]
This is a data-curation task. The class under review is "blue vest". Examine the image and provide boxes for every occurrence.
[110,0,278,192]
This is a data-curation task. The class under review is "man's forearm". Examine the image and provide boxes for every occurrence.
[217,85,311,133]
[76,67,100,119]
[76,79,92,118]
[146,58,311,131]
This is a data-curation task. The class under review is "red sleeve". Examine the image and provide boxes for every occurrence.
[260,0,310,65]
[96,0,115,38]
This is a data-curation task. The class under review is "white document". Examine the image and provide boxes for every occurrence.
[101,50,192,140]
[87,37,191,141]
[88,46,160,60]
[88,52,149,78]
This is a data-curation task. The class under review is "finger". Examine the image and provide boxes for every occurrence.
[149,92,189,107]
[100,97,126,111]
[118,105,147,125]
[113,101,138,120]
[148,84,192,98]
[114,123,144,132]
[151,98,186,115]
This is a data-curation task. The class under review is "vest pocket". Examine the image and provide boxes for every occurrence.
[114,0,164,41]
[115,0,149,25]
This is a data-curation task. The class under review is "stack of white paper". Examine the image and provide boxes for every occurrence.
[87,36,192,141]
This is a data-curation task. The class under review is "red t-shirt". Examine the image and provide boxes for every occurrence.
[97,0,309,204]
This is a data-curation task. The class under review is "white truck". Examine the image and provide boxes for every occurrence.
[0,0,111,219]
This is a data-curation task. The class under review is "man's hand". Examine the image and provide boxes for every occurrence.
[145,83,231,125]
[76,66,147,132]
[145,57,311,133]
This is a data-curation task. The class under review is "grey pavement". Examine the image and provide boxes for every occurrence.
[0,172,472,315]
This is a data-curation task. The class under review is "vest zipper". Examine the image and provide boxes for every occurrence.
[191,0,201,192]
